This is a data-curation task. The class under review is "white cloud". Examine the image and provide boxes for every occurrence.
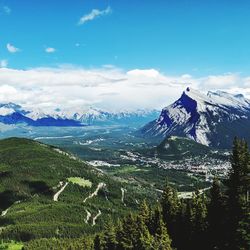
[3,6,11,15]
[78,6,112,25]
[127,69,160,78]
[0,60,8,68]
[0,66,248,112]
[7,43,20,53]
[181,74,192,79]
[200,73,240,89]
[45,47,56,53]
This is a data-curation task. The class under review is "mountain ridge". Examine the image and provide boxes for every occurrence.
[140,87,250,148]
[0,103,159,127]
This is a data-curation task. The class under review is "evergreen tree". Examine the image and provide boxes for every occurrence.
[152,206,172,250]
[135,215,154,250]
[132,200,154,249]
[226,138,250,249]
[190,190,208,250]
[116,213,137,249]
[102,220,117,250]
[207,178,226,249]
[236,213,250,250]
[139,199,151,227]
[176,199,193,250]
[94,234,102,250]
[160,181,180,246]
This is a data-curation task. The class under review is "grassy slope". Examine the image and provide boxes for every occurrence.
[0,241,23,250]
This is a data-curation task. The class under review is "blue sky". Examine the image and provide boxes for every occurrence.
[0,0,250,111]
[0,0,250,75]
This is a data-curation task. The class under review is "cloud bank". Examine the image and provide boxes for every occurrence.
[0,66,248,112]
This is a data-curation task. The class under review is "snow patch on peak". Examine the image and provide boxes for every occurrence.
[142,88,250,148]
[207,90,250,110]
[0,107,15,116]
[0,103,26,116]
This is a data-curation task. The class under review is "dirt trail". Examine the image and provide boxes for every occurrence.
[121,188,127,206]
[84,209,91,224]
[83,182,106,203]
[1,201,21,217]
[92,210,101,226]
[53,182,69,201]
[1,208,10,217]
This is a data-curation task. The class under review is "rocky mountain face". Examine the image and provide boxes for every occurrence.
[140,87,250,148]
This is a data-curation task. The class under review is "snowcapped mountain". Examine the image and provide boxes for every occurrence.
[140,87,250,148]
[0,103,159,127]
[74,108,160,126]
[24,106,159,126]
[0,103,27,116]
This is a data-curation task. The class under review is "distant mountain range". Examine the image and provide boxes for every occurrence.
[140,87,250,148]
[0,103,159,127]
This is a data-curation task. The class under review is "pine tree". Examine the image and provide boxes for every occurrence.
[116,213,137,249]
[102,220,117,250]
[139,199,151,226]
[135,215,154,250]
[207,178,226,249]
[176,199,193,250]
[115,219,125,250]
[190,190,208,250]
[94,234,102,250]
[152,206,172,250]
[130,200,154,249]
[160,181,180,245]
[226,138,250,249]
[236,213,250,250]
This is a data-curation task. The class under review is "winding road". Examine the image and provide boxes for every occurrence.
[83,182,106,203]
[85,209,91,224]
[92,210,101,226]
[1,200,21,217]
[1,208,10,217]
[53,182,69,201]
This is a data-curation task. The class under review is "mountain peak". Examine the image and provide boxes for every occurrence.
[183,87,210,103]
[141,88,250,148]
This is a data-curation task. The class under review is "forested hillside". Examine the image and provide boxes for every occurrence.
[0,138,249,249]
[0,138,158,247]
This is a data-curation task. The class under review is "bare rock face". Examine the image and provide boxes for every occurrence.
[140,88,250,148]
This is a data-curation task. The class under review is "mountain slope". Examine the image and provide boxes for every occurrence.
[140,87,250,148]
[157,136,211,158]
[0,138,158,241]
